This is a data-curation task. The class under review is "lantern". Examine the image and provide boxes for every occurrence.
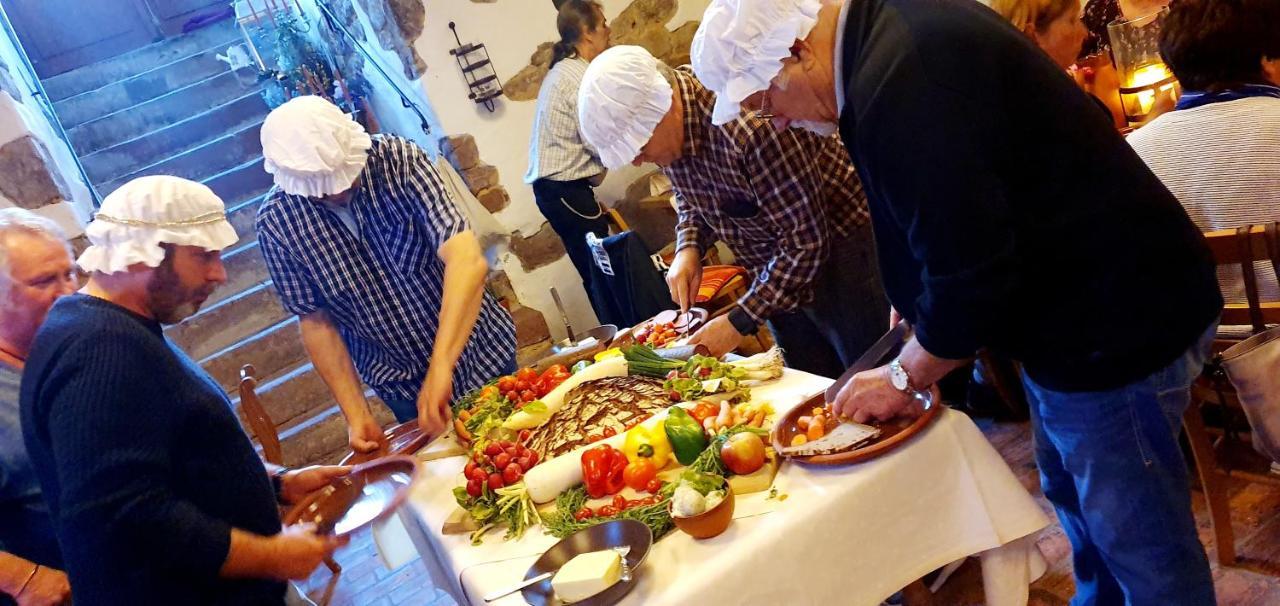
[1107,9,1180,127]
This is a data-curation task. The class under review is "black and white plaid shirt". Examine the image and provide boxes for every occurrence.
[256,135,517,403]
[667,69,872,323]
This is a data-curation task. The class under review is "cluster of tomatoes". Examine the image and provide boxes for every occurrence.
[572,483,667,521]
[491,365,570,406]
[633,321,680,348]
[463,439,541,497]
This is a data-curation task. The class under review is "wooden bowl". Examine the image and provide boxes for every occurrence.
[771,392,943,466]
[283,455,419,537]
[671,489,735,539]
[339,421,431,466]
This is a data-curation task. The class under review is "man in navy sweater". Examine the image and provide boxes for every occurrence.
[21,176,349,605]
[692,0,1222,604]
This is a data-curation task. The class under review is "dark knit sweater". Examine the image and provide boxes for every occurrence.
[20,295,285,605]
[837,0,1222,391]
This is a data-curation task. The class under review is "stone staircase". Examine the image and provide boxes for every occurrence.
[50,19,386,466]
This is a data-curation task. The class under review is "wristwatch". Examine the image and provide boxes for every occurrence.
[888,358,922,397]
[727,307,758,336]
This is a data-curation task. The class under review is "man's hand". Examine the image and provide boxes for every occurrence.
[830,365,924,424]
[417,366,454,439]
[15,566,69,606]
[266,524,347,580]
[278,465,352,506]
[347,411,385,453]
[665,248,703,313]
[687,314,745,358]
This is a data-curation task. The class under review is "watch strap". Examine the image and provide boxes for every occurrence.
[727,307,758,336]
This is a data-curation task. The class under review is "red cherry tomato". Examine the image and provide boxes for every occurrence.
[597,505,618,517]
[602,426,617,438]
[488,473,505,490]
[533,378,549,397]
[484,442,502,457]
[464,461,478,478]
[466,478,483,498]
[518,429,532,444]
[516,367,539,382]
[493,453,512,469]
[586,433,602,443]
[514,379,530,392]
[574,507,595,521]
[520,390,536,403]
[612,494,628,510]
[497,376,517,391]
[503,463,524,485]
[645,479,664,494]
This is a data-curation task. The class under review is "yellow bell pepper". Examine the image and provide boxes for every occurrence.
[622,421,673,469]
[594,347,623,362]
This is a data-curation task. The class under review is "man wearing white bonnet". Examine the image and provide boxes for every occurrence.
[577,45,886,377]
[21,175,351,603]
[256,96,516,451]
[692,1,1223,603]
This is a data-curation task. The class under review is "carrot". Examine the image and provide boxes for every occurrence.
[454,418,472,442]
[797,415,811,431]
[750,410,766,427]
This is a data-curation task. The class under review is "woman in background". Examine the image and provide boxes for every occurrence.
[524,0,613,319]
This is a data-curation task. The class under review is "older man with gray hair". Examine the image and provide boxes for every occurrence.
[576,45,886,377]
[0,208,74,606]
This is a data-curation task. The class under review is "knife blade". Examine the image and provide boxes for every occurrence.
[824,322,910,402]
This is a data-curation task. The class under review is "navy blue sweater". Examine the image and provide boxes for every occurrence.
[837,0,1222,391]
[20,295,285,605]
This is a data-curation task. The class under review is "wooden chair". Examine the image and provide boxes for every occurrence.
[238,364,343,598]
[1182,225,1280,567]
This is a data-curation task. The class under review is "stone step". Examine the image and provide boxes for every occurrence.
[54,46,236,129]
[208,242,269,308]
[201,317,307,394]
[80,92,269,186]
[100,120,264,193]
[234,363,333,432]
[43,20,241,102]
[67,70,261,157]
[274,402,395,468]
[203,157,274,209]
[166,282,288,361]
[226,195,265,253]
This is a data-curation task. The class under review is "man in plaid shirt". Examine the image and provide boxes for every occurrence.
[577,46,886,377]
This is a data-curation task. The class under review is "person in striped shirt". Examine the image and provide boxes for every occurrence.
[1128,0,1280,307]
[256,97,517,453]
[525,0,613,319]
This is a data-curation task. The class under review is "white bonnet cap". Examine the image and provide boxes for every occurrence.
[577,45,674,170]
[691,0,823,125]
[260,96,373,197]
[78,175,238,274]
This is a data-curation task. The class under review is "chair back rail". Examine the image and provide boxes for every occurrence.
[238,364,284,466]
[1202,225,1280,329]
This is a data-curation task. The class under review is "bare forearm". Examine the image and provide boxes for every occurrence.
[300,311,371,421]
[897,336,971,388]
[431,259,488,369]
[431,233,491,373]
[219,528,277,579]
[0,552,38,595]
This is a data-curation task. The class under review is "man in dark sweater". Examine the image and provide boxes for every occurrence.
[21,176,348,605]
[692,0,1222,603]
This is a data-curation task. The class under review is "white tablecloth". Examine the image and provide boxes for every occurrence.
[404,369,1049,606]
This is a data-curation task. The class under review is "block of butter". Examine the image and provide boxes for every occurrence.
[551,549,623,603]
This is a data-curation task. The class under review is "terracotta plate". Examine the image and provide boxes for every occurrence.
[521,519,653,606]
[772,392,944,466]
[339,421,431,466]
[284,456,419,537]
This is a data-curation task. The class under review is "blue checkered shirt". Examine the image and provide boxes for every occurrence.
[256,135,517,403]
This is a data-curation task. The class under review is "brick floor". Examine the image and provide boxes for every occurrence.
[305,415,1280,605]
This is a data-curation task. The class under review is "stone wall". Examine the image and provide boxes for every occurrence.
[507,0,701,101]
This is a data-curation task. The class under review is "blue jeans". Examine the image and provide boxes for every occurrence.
[1022,324,1216,606]
[383,357,518,423]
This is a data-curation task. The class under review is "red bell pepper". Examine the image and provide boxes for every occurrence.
[581,444,628,498]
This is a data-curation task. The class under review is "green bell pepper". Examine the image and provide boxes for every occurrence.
[664,406,708,465]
